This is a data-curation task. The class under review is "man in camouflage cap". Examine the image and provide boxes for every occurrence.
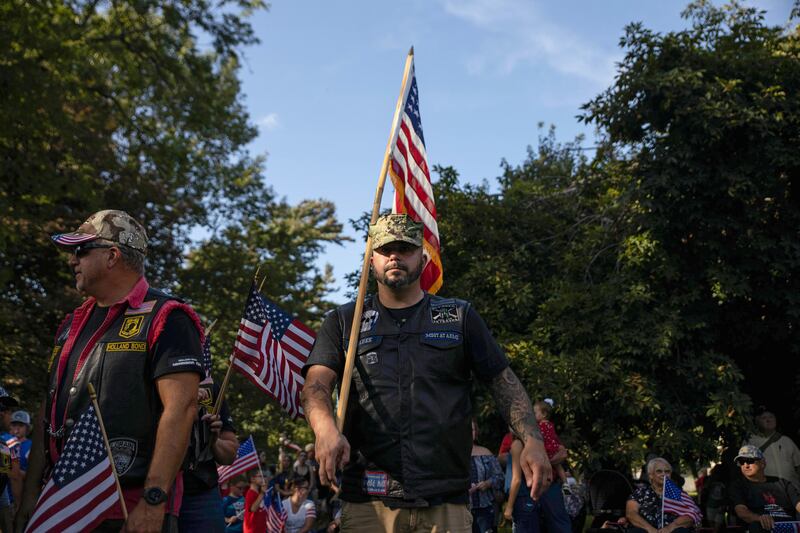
[51,209,148,254]
[17,209,206,532]
[301,213,551,532]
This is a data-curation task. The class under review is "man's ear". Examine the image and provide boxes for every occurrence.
[107,247,121,269]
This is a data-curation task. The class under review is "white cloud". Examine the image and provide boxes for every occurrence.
[441,0,619,86]
[257,113,280,130]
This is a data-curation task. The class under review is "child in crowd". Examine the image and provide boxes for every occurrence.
[534,399,568,486]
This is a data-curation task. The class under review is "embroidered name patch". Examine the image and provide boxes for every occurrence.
[422,331,462,347]
[363,470,389,496]
[431,304,459,324]
[125,300,156,315]
[119,316,144,339]
[106,341,146,352]
[358,335,381,347]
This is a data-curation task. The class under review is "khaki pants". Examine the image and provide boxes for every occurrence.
[341,500,472,533]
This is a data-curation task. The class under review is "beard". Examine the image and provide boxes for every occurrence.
[376,256,425,289]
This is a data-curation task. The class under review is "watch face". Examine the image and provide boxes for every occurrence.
[144,487,166,504]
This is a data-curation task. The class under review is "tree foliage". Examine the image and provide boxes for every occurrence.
[439,2,800,472]
[0,1,350,462]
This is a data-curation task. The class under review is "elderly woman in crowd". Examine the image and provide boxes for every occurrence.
[626,457,695,533]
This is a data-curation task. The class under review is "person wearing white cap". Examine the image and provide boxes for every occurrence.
[9,411,32,476]
[729,444,800,533]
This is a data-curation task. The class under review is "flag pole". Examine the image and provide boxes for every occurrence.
[335,47,415,431]
[87,383,128,520]
[212,272,268,415]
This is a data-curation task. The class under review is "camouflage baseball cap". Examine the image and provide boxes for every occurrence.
[368,214,423,249]
[51,209,148,253]
[735,444,765,462]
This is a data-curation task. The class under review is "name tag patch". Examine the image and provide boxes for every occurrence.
[106,341,147,352]
[363,470,389,496]
[422,331,462,347]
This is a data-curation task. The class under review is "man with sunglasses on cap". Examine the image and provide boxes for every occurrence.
[16,210,204,533]
[729,444,800,533]
[301,213,551,532]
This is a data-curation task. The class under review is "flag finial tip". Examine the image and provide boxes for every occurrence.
[409,46,414,55]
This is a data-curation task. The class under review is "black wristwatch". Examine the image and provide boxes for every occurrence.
[142,486,168,505]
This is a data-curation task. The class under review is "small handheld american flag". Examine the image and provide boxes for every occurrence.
[25,405,121,532]
[232,285,315,419]
[217,435,260,484]
[663,477,702,525]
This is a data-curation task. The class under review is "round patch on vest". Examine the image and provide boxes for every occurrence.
[360,309,379,333]
[108,437,137,476]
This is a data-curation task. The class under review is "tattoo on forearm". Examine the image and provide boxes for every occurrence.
[300,379,334,415]
[491,367,542,443]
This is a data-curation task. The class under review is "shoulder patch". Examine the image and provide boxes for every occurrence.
[430,303,460,324]
[360,309,379,333]
[125,300,156,315]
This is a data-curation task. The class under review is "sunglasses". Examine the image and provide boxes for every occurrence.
[737,458,759,466]
[72,243,114,258]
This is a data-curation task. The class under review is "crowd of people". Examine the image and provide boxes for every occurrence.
[2,209,799,533]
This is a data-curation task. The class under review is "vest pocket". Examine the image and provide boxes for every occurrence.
[419,331,468,381]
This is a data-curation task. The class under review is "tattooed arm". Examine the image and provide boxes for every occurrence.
[490,366,552,499]
[300,366,350,486]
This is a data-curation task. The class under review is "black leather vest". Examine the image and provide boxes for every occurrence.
[45,288,176,486]
[338,294,473,500]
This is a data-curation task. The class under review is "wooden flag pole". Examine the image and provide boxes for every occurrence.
[335,47,415,432]
[204,318,218,338]
[212,269,268,415]
[87,383,128,520]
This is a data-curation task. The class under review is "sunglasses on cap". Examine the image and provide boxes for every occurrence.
[736,458,759,466]
[72,243,114,258]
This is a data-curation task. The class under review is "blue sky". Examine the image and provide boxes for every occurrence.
[233,0,792,302]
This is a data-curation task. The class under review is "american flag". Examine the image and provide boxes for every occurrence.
[662,477,702,525]
[774,522,800,533]
[232,285,315,419]
[265,486,288,533]
[25,405,121,533]
[4,435,20,460]
[389,58,443,294]
[217,435,260,484]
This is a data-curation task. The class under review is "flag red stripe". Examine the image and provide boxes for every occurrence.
[27,464,113,530]
[48,479,117,532]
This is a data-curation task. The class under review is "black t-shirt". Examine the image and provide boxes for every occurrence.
[54,307,204,424]
[304,297,509,381]
[729,476,800,520]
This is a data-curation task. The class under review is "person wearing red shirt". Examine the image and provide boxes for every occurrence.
[244,471,268,533]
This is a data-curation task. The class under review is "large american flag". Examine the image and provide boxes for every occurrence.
[265,486,288,533]
[389,58,443,294]
[25,405,121,532]
[662,477,702,525]
[233,285,315,419]
[217,435,259,484]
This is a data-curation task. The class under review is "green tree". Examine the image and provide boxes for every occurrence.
[178,199,348,457]
[0,0,268,400]
[581,1,800,438]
